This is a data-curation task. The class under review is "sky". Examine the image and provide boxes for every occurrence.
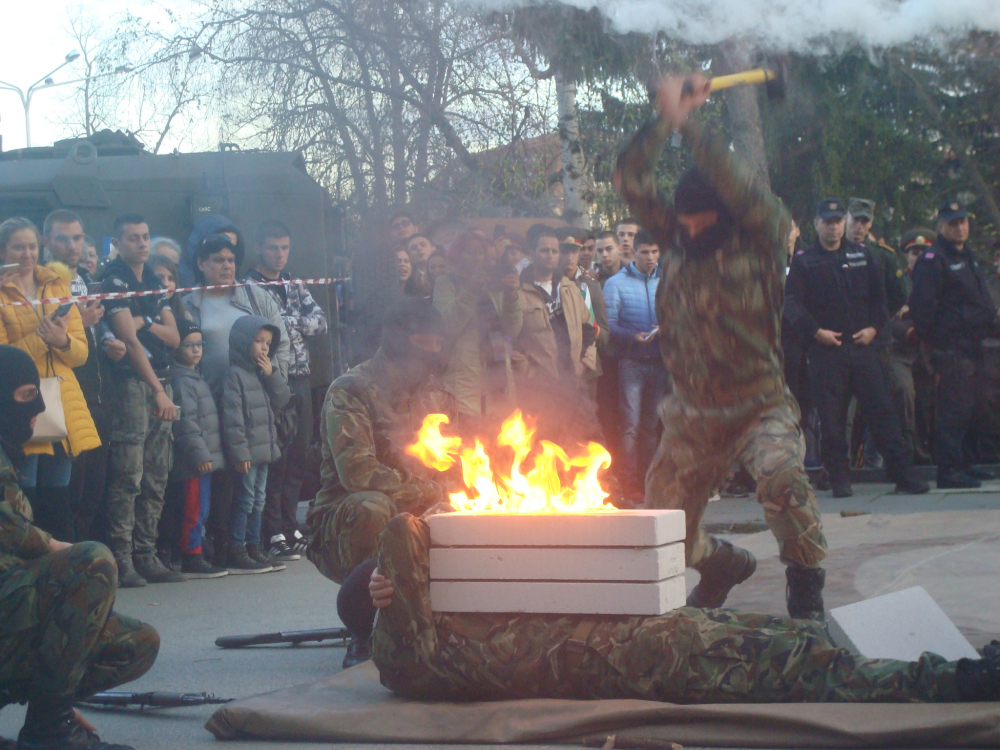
[0,0,173,152]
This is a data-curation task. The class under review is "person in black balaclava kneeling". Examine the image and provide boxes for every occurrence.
[0,345,160,750]
[304,298,455,669]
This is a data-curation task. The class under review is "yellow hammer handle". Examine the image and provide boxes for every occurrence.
[709,68,774,92]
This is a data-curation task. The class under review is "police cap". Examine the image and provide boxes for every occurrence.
[937,200,968,222]
[816,198,847,220]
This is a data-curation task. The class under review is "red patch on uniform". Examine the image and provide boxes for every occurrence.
[924,252,934,259]
[796,250,804,255]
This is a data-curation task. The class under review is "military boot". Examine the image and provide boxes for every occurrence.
[342,637,372,670]
[786,566,826,621]
[956,651,1000,701]
[18,698,135,749]
[686,540,757,609]
[133,553,188,584]
[115,557,146,589]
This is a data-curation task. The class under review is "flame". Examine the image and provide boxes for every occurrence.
[407,410,613,513]
[405,413,464,471]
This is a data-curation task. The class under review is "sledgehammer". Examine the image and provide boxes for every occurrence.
[682,60,787,101]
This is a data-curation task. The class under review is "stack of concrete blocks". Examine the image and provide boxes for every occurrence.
[428,509,687,615]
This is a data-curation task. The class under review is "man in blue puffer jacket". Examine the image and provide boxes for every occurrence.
[604,229,671,495]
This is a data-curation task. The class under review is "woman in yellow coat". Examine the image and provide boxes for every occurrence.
[0,217,99,539]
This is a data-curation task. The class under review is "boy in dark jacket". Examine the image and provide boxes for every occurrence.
[171,319,228,579]
[222,315,291,573]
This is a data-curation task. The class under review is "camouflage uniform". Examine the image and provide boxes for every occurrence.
[615,118,826,570]
[0,446,159,707]
[372,514,961,703]
[104,376,174,563]
[306,352,453,584]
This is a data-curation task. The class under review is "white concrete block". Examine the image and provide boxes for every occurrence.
[828,586,980,662]
[429,542,685,582]
[430,575,687,615]
[428,509,685,548]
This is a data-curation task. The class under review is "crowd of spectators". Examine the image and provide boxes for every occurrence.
[381,198,1000,503]
[0,209,327,586]
[2,191,997,588]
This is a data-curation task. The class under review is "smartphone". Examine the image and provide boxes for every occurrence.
[87,283,103,295]
[53,302,74,318]
[1,263,20,274]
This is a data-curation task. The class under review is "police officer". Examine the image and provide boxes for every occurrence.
[909,201,1000,488]
[785,198,929,498]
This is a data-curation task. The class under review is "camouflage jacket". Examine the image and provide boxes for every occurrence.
[615,119,791,407]
[0,445,52,575]
[244,269,328,378]
[313,352,454,516]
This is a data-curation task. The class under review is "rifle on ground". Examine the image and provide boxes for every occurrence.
[78,692,233,709]
[215,626,351,649]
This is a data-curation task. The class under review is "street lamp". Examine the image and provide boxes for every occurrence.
[0,49,129,148]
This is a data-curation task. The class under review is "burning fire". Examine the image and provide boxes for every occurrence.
[406,410,613,513]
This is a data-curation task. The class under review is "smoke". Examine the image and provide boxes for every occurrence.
[474,0,999,51]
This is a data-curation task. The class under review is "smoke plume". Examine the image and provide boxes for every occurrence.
[478,0,999,51]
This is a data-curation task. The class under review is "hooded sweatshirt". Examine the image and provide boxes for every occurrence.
[180,214,244,287]
[221,315,291,466]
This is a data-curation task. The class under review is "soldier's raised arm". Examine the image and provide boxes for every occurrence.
[613,113,678,251]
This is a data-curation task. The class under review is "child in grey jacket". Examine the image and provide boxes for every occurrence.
[221,315,291,574]
[171,319,228,579]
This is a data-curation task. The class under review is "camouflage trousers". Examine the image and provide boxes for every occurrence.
[372,514,961,704]
[0,542,159,706]
[306,491,397,584]
[645,389,827,570]
[105,377,174,561]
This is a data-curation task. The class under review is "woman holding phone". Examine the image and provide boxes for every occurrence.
[0,217,99,539]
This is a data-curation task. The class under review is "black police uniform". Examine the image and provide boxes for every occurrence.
[909,217,999,481]
[785,224,915,486]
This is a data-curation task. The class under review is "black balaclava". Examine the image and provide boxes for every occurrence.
[379,297,445,388]
[674,168,735,258]
[0,345,45,462]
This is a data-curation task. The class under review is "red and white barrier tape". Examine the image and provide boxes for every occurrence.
[0,277,351,307]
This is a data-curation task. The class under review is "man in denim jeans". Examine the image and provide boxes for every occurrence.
[604,230,671,497]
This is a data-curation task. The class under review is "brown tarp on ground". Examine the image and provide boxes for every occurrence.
[206,662,1000,747]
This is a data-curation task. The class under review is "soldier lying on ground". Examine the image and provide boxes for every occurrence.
[306,297,454,668]
[0,345,160,750]
[614,73,831,619]
[368,512,1000,704]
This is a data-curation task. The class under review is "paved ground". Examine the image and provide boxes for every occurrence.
[2,482,999,749]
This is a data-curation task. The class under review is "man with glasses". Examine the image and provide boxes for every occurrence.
[910,201,1000,488]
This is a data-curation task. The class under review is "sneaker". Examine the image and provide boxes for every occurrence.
[938,470,982,489]
[268,534,301,562]
[894,472,930,495]
[226,543,272,575]
[116,557,147,589]
[289,529,308,554]
[786,566,826,621]
[133,554,189,584]
[181,552,228,579]
[342,637,371,670]
[247,543,285,572]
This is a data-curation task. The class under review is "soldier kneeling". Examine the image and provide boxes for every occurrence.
[0,346,160,750]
